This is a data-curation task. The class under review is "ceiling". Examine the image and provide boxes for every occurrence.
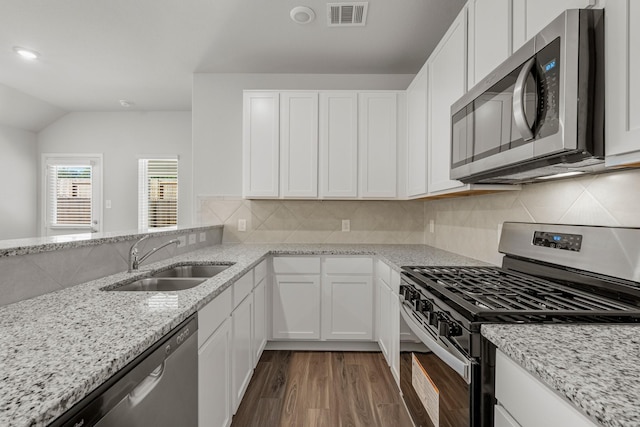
[0,0,466,116]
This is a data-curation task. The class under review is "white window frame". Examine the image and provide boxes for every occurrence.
[41,154,103,237]
[138,156,179,230]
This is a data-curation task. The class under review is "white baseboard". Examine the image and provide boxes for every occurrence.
[265,340,382,352]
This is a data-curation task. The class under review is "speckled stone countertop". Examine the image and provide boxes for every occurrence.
[0,243,483,427]
[0,224,222,257]
[482,324,640,427]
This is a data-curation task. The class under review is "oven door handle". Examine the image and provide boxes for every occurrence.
[400,303,471,384]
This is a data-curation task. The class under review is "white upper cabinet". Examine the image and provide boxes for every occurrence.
[407,65,429,198]
[319,92,359,198]
[243,92,279,198]
[605,0,640,166]
[467,0,513,88]
[427,7,468,194]
[512,0,594,51]
[280,92,319,198]
[359,92,398,198]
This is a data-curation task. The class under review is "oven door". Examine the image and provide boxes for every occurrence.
[399,304,473,427]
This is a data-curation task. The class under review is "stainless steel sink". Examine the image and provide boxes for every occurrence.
[111,277,206,292]
[150,264,233,278]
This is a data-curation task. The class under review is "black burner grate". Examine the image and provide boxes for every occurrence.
[403,266,640,320]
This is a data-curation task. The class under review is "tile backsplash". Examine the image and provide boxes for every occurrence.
[424,168,640,265]
[197,198,426,245]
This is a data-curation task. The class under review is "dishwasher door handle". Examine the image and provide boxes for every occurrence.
[128,361,166,407]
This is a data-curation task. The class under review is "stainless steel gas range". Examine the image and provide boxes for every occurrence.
[399,222,640,427]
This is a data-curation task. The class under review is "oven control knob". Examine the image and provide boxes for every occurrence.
[438,318,462,338]
[414,299,433,314]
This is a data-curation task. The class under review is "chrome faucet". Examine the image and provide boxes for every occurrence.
[128,235,180,272]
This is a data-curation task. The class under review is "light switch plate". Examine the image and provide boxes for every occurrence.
[199,232,206,242]
[188,234,196,245]
[177,236,186,248]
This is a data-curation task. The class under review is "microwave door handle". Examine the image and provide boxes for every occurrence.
[513,57,536,141]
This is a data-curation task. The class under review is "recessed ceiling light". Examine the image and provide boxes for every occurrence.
[290,6,316,24]
[119,99,134,108]
[13,46,40,60]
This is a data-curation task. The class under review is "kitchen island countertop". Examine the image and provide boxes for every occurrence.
[482,323,640,427]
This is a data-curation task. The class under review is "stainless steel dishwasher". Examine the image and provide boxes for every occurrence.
[49,314,198,427]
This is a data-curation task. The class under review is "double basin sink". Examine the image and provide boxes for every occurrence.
[109,263,234,292]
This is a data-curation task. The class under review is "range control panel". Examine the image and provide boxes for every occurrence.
[532,231,582,252]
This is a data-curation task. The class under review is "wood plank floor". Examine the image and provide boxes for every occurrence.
[231,351,414,427]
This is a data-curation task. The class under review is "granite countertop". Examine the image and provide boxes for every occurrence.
[482,324,640,427]
[0,243,482,427]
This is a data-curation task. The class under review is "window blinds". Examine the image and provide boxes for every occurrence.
[138,158,178,229]
[46,164,93,227]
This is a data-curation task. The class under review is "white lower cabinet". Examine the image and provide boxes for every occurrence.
[376,261,401,385]
[231,293,254,413]
[495,350,598,427]
[199,317,232,427]
[253,275,267,362]
[377,276,392,361]
[198,286,233,427]
[271,256,375,341]
[272,274,321,339]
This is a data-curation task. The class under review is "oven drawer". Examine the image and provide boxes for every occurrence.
[495,350,598,427]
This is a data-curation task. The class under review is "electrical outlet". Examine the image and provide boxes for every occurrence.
[105,199,112,209]
[238,219,247,232]
[188,234,196,245]
[177,236,186,248]
[199,232,206,242]
[429,219,435,233]
[342,219,350,232]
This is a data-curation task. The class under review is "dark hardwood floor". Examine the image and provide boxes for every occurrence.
[231,351,414,427]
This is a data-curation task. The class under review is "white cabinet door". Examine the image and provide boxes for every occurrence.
[231,294,254,413]
[377,277,392,364]
[319,92,358,198]
[428,7,468,194]
[321,275,373,340]
[280,92,319,198]
[243,91,279,198]
[199,318,232,427]
[407,66,429,198]
[253,276,267,362]
[272,274,321,339]
[389,287,400,385]
[468,0,512,88]
[359,92,398,198]
[605,0,640,166]
[512,0,594,51]
[495,350,598,427]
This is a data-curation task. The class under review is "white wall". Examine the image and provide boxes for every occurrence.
[192,73,414,199]
[38,112,192,232]
[0,124,37,239]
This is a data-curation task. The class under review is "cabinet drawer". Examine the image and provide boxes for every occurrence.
[254,259,267,285]
[324,257,373,275]
[273,257,321,274]
[376,260,391,285]
[198,286,232,349]
[495,350,597,427]
[234,271,254,308]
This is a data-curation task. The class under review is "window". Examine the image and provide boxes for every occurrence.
[138,158,178,229]
[43,155,102,236]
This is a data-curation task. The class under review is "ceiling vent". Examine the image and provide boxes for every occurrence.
[327,2,368,27]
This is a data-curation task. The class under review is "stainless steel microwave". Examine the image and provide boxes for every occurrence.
[450,9,604,184]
